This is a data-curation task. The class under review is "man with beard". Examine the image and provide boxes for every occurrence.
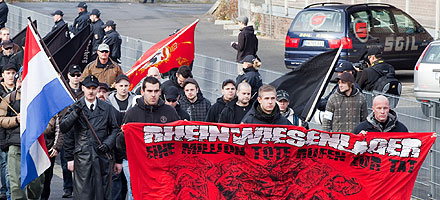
[219,82,252,124]
[205,79,235,122]
[241,84,291,125]
[97,82,110,101]
[180,78,211,121]
[322,72,367,133]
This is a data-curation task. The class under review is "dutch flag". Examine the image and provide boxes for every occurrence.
[20,22,74,188]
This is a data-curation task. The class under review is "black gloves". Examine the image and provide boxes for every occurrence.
[72,102,83,115]
[97,144,110,154]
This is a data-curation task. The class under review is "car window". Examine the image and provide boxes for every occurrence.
[290,10,342,33]
[422,45,440,63]
[371,9,395,34]
[392,10,416,34]
[350,11,370,42]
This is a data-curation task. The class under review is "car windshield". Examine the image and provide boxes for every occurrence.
[291,10,343,32]
[422,44,440,63]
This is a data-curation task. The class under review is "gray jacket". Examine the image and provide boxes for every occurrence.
[322,88,368,132]
[106,91,135,112]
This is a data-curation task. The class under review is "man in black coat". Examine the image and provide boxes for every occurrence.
[118,76,180,199]
[353,95,408,134]
[163,85,190,120]
[161,65,193,99]
[60,75,120,200]
[46,10,65,38]
[89,9,105,61]
[242,84,291,125]
[102,20,122,63]
[219,82,252,124]
[356,47,396,91]
[70,2,90,36]
[0,0,8,29]
[0,40,15,72]
[205,79,235,122]
[231,16,258,62]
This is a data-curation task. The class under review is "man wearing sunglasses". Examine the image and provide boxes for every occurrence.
[81,43,123,86]
[0,40,14,73]
[67,65,84,98]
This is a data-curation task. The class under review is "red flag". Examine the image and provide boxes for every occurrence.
[126,19,199,90]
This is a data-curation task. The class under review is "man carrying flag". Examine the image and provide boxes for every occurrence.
[3,21,74,199]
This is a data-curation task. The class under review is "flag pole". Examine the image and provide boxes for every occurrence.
[27,17,111,160]
[0,96,18,115]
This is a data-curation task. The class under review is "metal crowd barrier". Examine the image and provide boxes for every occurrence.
[6,4,440,200]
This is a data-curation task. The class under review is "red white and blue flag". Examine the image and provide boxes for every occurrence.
[20,22,74,188]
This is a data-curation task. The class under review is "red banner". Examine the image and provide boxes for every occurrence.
[122,121,436,200]
[125,19,198,90]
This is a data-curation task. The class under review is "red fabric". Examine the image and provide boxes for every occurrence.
[125,20,198,90]
[122,121,436,200]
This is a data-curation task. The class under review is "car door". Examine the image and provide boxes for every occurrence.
[368,8,398,62]
[347,9,371,62]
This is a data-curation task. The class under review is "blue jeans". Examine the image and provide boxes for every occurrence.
[0,151,10,199]
[122,160,133,200]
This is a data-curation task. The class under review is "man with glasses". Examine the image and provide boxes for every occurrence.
[0,40,15,73]
[81,43,123,86]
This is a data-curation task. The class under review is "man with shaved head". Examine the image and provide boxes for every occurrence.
[353,95,408,134]
[147,67,161,81]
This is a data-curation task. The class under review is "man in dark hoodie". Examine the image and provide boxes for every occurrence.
[163,86,190,120]
[353,95,408,134]
[219,82,252,124]
[161,65,192,99]
[241,84,291,125]
[356,47,396,91]
[205,79,236,122]
[231,16,258,62]
[180,78,211,121]
[119,76,180,199]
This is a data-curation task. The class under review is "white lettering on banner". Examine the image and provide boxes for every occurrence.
[384,36,418,52]
[142,125,423,158]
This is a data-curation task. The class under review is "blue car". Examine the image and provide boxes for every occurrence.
[285,3,433,70]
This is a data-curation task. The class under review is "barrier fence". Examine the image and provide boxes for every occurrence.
[7,4,440,199]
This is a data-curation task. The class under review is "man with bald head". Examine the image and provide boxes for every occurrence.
[353,95,408,134]
[147,67,161,81]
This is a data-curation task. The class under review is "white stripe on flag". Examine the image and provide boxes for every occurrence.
[29,140,51,175]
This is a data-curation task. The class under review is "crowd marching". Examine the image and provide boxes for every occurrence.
[0,1,409,200]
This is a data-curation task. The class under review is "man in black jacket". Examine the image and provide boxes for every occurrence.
[242,84,291,125]
[180,78,211,121]
[163,85,190,120]
[353,95,408,134]
[70,2,90,36]
[0,0,8,29]
[89,9,105,61]
[356,47,396,91]
[231,16,258,62]
[60,75,120,200]
[118,76,180,199]
[102,20,122,63]
[161,65,193,98]
[205,79,235,122]
[219,82,252,124]
[0,40,15,72]
[46,10,65,38]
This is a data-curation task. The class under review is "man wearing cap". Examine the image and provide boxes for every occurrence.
[89,9,105,60]
[60,75,120,200]
[8,37,25,70]
[219,82,253,124]
[163,86,190,120]
[205,79,236,122]
[242,84,291,125]
[82,43,123,86]
[97,82,110,101]
[0,72,45,199]
[107,74,135,125]
[318,62,361,111]
[180,78,211,121]
[119,76,180,200]
[276,90,308,128]
[357,46,396,91]
[0,0,8,30]
[231,16,258,63]
[70,2,90,36]
[102,20,122,63]
[67,65,84,99]
[0,40,15,72]
[322,72,367,133]
[236,55,262,100]
[46,10,65,37]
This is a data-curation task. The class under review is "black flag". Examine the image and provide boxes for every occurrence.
[52,25,92,76]
[12,20,37,44]
[44,24,70,54]
[270,46,342,122]
[62,34,93,78]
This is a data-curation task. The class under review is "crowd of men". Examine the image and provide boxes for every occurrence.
[0,2,410,199]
